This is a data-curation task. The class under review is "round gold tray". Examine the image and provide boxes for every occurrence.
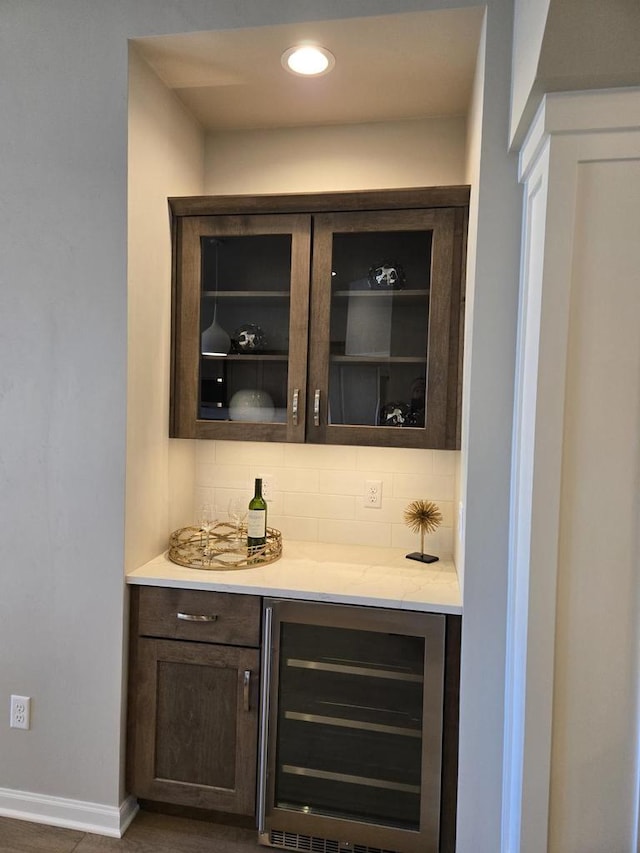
[168,522,282,571]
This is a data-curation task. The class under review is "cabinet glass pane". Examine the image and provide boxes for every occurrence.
[275,622,425,830]
[199,235,291,423]
[328,230,432,429]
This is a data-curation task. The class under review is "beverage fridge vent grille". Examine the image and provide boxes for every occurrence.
[268,831,400,853]
[269,830,339,853]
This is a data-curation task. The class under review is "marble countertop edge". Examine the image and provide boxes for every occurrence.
[126,541,462,616]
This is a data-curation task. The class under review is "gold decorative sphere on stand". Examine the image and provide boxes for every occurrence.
[404,499,442,564]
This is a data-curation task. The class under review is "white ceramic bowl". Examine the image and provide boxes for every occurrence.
[228,389,275,422]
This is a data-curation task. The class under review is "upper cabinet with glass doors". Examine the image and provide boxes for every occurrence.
[169,188,468,450]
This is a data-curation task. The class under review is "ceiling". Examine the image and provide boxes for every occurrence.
[132,8,485,133]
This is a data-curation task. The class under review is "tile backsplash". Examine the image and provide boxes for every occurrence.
[195,441,457,557]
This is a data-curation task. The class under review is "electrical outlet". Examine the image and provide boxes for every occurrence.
[261,476,275,501]
[10,695,31,730]
[364,480,383,508]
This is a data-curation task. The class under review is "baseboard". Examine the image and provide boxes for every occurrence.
[0,786,139,837]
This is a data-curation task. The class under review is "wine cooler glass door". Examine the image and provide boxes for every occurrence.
[260,599,446,853]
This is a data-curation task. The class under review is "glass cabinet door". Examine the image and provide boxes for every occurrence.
[172,214,311,440]
[308,208,460,449]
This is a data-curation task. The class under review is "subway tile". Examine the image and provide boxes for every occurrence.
[390,525,454,559]
[194,486,215,513]
[248,465,285,493]
[214,440,286,467]
[355,496,403,524]
[366,496,454,531]
[210,464,251,489]
[392,473,455,501]
[438,501,455,528]
[272,514,319,543]
[439,527,454,558]
[319,469,393,497]
[284,443,358,470]
[433,449,459,477]
[214,487,283,518]
[212,485,253,506]
[277,467,320,494]
[195,441,216,467]
[391,524,442,553]
[356,446,434,474]
[194,462,216,488]
[284,492,356,520]
[318,519,392,548]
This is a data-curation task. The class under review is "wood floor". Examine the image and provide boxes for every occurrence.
[0,809,261,853]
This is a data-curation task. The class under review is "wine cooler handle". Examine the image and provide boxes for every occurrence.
[257,605,273,834]
[292,388,299,426]
[243,670,251,712]
[314,389,321,427]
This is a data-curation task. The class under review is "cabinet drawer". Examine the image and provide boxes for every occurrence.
[136,586,261,647]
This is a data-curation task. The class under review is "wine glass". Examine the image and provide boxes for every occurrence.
[198,503,218,557]
[228,497,247,547]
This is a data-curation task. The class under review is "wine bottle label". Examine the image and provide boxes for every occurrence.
[247,509,266,539]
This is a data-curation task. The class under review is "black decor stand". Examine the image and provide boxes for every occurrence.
[406,552,439,564]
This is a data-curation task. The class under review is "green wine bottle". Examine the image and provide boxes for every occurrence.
[247,477,267,553]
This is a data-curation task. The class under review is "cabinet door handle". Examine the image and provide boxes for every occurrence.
[243,670,251,712]
[314,389,321,426]
[176,613,218,622]
[292,388,299,426]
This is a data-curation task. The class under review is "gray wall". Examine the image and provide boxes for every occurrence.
[0,2,520,849]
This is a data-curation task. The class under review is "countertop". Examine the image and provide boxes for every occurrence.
[127,540,462,615]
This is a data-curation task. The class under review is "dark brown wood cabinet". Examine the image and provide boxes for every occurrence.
[127,585,461,850]
[169,187,468,449]
[127,586,261,816]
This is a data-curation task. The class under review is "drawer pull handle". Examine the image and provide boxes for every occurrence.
[292,388,299,426]
[314,389,321,427]
[176,613,218,622]
[243,670,251,712]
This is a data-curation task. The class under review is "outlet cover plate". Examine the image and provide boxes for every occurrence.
[10,695,31,730]
[364,480,382,508]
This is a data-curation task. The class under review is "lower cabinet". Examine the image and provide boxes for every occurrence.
[127,585,460,852]
[127,586,261,816]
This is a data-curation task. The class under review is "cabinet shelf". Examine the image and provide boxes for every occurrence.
[333,289,429,299]
[330,355,426,365]
[202,290,290,299]
[201,353,289,362]
[284,710,421,738]
[281,764,421,795]
[286,657,423,683]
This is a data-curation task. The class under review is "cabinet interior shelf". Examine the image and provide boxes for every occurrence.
[202,290,290,299]
[286,657,423,683]
[201,353,289,362]
[333,289,429,299]
[284,710,421,738]
[330,355,426,365]
[281,764,421,795]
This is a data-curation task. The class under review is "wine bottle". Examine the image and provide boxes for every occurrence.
[247,477,267,553]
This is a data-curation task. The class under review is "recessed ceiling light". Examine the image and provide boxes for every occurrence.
[282,44,335,77]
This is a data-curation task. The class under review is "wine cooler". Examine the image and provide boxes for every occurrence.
[258,599,457,853]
